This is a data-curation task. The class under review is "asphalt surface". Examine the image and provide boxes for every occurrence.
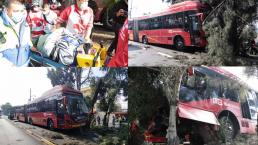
[13,118,98,145]
[0,116,43,145]
[128,41,204,66]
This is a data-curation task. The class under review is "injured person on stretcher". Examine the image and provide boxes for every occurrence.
[31,28,107,67]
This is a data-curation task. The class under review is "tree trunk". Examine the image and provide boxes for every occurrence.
[103,111,108,127]
[75,68,82,90]
[107,113,110,127]
[167,105,179,145]
[164,69,183,145]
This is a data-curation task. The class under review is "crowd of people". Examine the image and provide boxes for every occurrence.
[0,0,128,66]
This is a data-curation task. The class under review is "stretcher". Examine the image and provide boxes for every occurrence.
[29,42,108,67]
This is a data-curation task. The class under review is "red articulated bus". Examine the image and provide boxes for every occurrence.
[26,85,89,130]
[14,105,27,122]
[176,66,258,144]
[129,0,210,50]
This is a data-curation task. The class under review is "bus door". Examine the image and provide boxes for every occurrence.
[246,91,257,133]
[240,91,257,133]
[133,20,139,42]
[56,98,65,125]
[188,14,202,46]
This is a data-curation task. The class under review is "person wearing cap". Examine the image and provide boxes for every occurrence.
[55,0,93,42]
[0,0,33,66]
[106,0,128,56]
[26,0,45,46]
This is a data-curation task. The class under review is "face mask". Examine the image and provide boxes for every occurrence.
[11,12,24,23]
[79,2,88,10]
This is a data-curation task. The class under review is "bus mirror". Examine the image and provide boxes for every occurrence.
[188,67,194,76]
[196,13,204,22]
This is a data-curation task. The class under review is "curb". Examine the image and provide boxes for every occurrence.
[26,129,55,145]
[10,120,56,145]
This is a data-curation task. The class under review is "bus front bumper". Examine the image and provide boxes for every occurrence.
[59,122,86,129]
[178,103,220,126]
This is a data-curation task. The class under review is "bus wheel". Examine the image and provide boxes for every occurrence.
[219,116,237,143]
[174,37,184,51]
[142,36,148,44]
[48,119,54,130]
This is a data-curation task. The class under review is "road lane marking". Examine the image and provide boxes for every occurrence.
[157,52,173,58]
[25,129,56,145]
[10,120,55,145]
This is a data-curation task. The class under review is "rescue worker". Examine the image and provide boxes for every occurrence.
[107,0,128,56]
[0,0,33,66]
[42,2,57,34]
[108,19,128,67]
[56,0,93,43]
[26,0,45,45]
[147,107,168,137]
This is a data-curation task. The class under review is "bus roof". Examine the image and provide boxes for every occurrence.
[29,85,82,104]
[196,66,249,87]
[133,0,204,20]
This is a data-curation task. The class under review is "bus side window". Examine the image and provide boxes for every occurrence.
[224,89,239,102]
[184,16,190,31]
[154,18,159,29]
[168,15,174,28]
[128,21,132,30]
[204,77,221,99]
[247,91,257,120]
[241,90,252,119]
[164,15,169,28]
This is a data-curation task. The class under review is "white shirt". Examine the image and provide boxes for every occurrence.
[43,10,58,34]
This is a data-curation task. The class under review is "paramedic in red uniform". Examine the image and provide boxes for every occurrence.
[26,0,45,45]
[108,19,128,67]
[55,0,93,42]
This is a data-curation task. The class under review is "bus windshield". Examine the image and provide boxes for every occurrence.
[67,95,88,116]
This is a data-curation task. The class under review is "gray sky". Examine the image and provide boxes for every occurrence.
[129,0,168,18]
[0,68,52,106]
[221,67,258,92]
[0,68,127,110]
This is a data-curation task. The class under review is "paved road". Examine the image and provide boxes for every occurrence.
[0,116,42,145]
[129,41,203,66]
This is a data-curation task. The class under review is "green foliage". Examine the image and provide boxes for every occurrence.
[1,102,12,115]
[97,68,128,126]
[128,67,169,129]
[97,125,128,145]
[244,67,258,78]
[203,0,257,65]
[47,68,78,89]
[84,96,92,108]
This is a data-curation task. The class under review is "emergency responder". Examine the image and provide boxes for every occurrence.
[0,0,33,66]
[42,2,57,34]
[56,0,93,43]
[26,0,45,46]
[107,0,128,56]
[147,107,168,137]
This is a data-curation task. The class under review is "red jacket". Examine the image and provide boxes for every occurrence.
[108,19,128,67]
